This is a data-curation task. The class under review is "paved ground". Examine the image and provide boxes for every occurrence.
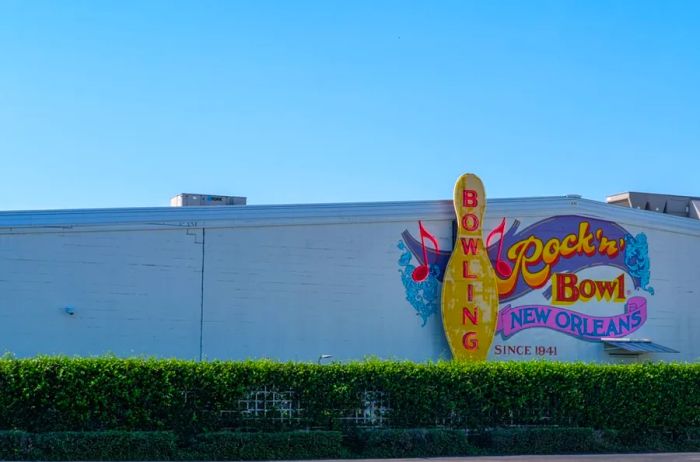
[26,455,700,462]
[303,455,700,462]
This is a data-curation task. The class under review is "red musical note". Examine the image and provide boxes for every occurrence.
[412,221,440,282]
[486,217,513,278]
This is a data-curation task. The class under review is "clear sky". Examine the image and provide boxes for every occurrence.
[1,1,699,210]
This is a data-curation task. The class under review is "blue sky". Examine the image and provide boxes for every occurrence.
[1,1,699,210]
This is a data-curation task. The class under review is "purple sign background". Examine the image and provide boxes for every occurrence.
[402,215,643,303]
[495,296,647,341]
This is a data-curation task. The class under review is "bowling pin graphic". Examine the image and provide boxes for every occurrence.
[441,174,500,361]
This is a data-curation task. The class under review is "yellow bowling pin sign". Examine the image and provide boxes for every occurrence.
[441,174,499,361]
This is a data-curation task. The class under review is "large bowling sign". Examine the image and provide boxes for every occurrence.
[397,173,655,361]
[440,174,499,360]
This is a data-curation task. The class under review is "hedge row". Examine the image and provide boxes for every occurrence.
[0,428,698,460]
[344,428,477,457]
[185,431,344,460]
[0,430,344,460]
[0,431,176,460]
[479,426,700,454]
[0,358,697,436]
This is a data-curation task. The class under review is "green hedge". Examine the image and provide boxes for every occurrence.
[486,427,601,454]
[0,430,342,460]
[0,431,176,460]
[0,357,697,437]
[186,431,345,460]
[598,427,700,453]
[0,428,697,460]
[344,428,476,457]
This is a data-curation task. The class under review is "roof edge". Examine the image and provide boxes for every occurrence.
[1,195,699,235]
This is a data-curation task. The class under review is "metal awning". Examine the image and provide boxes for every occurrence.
[602,338,679,355]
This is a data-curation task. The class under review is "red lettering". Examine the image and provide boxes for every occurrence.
[462,331,478,350]
[595,279,617,299]
[462,261,477,279]
[467,284,474,302]
[462,189,478,207]
[555,273,579,303]
[579,279,595,299]
[616,273,625,299]
[461,214,479,231]
[553,273,626,304]
[460,237,478,255]
[462,306,479,325]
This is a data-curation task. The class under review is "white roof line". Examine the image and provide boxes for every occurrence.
[1,195,699,235]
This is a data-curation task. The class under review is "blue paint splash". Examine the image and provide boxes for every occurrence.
[624,233,654,295]
[397,240,441,326]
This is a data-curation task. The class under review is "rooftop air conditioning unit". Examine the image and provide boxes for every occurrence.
[170,193,247,207]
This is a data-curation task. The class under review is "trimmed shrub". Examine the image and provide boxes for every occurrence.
[600,428,700,453]
[0,430,32,460]
[486,427,601,454]
[0,357,696,437]
[186,431,345,460]
[0,430,176,460]
[344,428,476,458]
[686,427,700,443]
[0,428,696,459]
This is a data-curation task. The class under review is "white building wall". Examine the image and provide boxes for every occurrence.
[0,229,203,358]
[201,221,452,362]
[632,225,699,359]
[0,198,697,363]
